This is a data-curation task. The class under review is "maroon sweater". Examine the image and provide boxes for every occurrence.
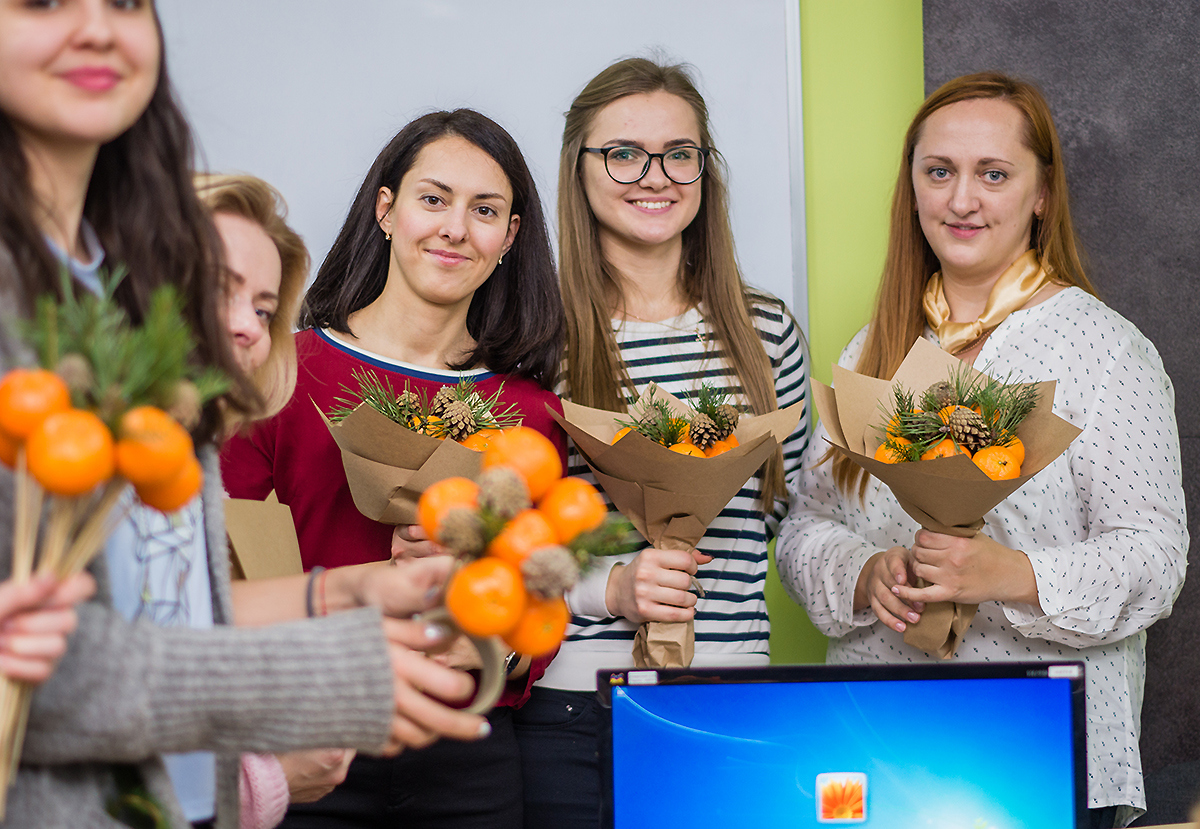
[221,328,566,705]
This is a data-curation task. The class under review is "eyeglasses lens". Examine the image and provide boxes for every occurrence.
[605,147,704,184]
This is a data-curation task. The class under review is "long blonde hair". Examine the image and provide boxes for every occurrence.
[194,173,308,427]
[833,71,1097,495]
[558,57,789,506]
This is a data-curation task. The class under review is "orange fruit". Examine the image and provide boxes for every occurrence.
[444,557,527,637]
[1002,436,1026,466]
[611,426,632,444]
[0,428,18,468]
[417,477,479,541]
[502,594,569,657]
[675,420,691,444]
[423,415,443,436]
[919,437,971,461]
[538,477,606,543]
[26,409,115,496]
[972,445,1021,480]
[136,454,203,513]
[668,443,705,457]
[704,438,734,458]
[886,414,904,437]
[115,406,192,487]
[725,434,740,448]
[487,508,558,567]
[482,426,562,501]
[873,436,911,464]
[0,368,71,440]
[459,432,491,452]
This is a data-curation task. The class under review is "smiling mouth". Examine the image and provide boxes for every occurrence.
[630,200,672,211]
[946,222,984,238]
[61,67,121,92]
[426,248,469,264]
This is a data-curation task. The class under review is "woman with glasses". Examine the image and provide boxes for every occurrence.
[513,57,810,828]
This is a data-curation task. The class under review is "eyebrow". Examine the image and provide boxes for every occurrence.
[602,138,701,149]
[221,266,279,303]
[419,177,507,202]
[920,154,1015,166]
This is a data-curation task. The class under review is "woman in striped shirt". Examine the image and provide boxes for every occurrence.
[514,57,811,828]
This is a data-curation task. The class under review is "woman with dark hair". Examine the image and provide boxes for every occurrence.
[777,72,1186,828]
[221,109,567,828]
[0,3,488,826]
[514,57,810,828]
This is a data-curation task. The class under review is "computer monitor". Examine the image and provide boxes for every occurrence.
[600,662,1086,828]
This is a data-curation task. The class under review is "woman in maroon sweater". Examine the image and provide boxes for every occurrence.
[222,110,566,828]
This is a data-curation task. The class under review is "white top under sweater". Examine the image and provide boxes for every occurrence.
[540,296,810,690]
[776,287,1188,825]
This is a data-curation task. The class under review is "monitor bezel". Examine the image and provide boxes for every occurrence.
[598,661,1087,829]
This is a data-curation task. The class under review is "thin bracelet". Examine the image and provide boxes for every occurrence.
[318,568,329,617]
[305,566,327,618]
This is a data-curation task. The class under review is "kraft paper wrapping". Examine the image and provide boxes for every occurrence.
[319,400,482,525]
[813,338,1081,659]
[549,386,805,668]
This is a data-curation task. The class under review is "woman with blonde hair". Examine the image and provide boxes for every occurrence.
[515,56,810,827]
[777,72,1187,828]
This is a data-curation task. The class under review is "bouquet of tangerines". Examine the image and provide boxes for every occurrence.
[0,271,223,812]
[550,382,805,669]
[322,373,522,525]
[415,426,638,712]
[811,337,1081,658]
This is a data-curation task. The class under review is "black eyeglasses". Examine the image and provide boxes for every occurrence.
[580,145,709,185]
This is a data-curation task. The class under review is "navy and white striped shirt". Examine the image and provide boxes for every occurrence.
[539,296,810,690]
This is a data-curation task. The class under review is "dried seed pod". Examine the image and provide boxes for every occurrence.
[441,399,475,442]
[429,385,457,417]
[948,407,992,455]
[688,412,720,450]
[55,353,94,397]
[521,545,581,598]
[166,380,202,431]
[925,380,957,410]
[477,467,531,519]
[439,507,485,555]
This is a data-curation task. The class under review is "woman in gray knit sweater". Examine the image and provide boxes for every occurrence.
[0,2,488,827]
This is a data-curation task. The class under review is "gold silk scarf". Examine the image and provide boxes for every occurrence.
[922,249,1050,355]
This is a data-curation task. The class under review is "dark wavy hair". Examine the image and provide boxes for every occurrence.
[301,109,563,390]
[0,13,254,444]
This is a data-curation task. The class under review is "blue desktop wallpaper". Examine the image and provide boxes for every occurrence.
[610,678,1076,829]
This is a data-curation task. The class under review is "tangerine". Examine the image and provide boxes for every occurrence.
[668,443,705,457]
[417,477,480,541]
[136,454,203,512]
[502,594,569,657]
[919,438,971,461]
[115,406,192,487]
[873,436,912,464]
[459,432,491,452]
[972,445,1021,480]
[538,477,606,543]
[444,557,527,637]
[1001,436,1026,466]
[0,428,18,468]
[704,438,734,458]
[0,368,71,440]
[725,434,740,448]
[482,426,562,501]
[938,404,966,424]
[26,409,115,496]
[487,508,558,567]
[611,426,632,444]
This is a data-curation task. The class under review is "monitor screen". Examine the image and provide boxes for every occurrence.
[600,662,1085,829]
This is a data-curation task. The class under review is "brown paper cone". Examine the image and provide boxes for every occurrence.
[632,621,695,668]
[319,400,482,525]
[813,338,1082,658]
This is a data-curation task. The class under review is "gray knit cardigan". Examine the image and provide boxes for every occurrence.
[0,293,396,827]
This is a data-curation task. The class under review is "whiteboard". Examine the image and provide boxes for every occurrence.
[157,0,807,329]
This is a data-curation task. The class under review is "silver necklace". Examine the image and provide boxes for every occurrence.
[620,308,707,344]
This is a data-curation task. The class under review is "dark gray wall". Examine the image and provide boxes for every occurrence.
[923,2,1199,823]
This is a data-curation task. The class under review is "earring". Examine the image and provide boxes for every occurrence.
[498,254,504,265]
[385,232,392,241]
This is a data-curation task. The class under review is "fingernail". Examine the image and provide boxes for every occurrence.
[423,621,452,642]
[423,585,440,603]
[477,721,492,738]
[907,612,919,622]
[895,622,906,632]
[892,586,900,595]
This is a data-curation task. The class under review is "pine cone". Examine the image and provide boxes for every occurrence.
[926,380,957,410]
[715,403,740,439]
[688,412,720,450]
[948,407,992,455]
[521,546,581,598]
[439,508,485,554]
[478,467,530,519]
[396,389,420,410]
[55,353,94,397]
[429,385,457,417]
[441,399,475,442]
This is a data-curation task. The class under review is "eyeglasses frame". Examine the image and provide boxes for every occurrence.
[579,144,710,185]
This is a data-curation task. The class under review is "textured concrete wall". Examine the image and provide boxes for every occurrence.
[923,2,1199,822]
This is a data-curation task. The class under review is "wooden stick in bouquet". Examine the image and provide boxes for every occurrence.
[550,385,804,669]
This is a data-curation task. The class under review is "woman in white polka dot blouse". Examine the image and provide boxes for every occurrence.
[776,72,1187,829]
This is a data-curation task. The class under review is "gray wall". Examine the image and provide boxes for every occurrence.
[923,1,1199,823]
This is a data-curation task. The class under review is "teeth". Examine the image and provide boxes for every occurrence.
[633,201,670,210]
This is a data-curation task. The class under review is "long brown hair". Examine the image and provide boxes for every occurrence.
[558,57,789,506]
[833,71,1097,495]
[195,173,308,425]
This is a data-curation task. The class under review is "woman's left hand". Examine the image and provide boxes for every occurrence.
[894,530,1040,607]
